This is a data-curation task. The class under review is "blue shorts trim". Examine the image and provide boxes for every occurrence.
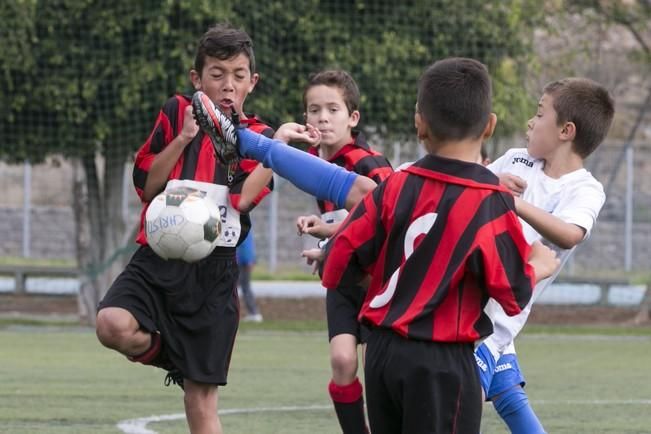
[474,343,496,396]
[486,353,526,399]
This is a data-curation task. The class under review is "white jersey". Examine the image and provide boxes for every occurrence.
[482,148,605,360]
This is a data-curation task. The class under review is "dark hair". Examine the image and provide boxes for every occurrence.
[194,23,255,75]
[417,58,492,142]
[303,69,360,114]
[543,78,614,158]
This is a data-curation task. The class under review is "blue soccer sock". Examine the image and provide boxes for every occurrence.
[492,386,546,434]
[237,128,357,209]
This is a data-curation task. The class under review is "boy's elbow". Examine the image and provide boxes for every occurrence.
[556,230,585,250]
[236,198,254,213]
[557,239,578,250]
[358,176,377,195]
[345,177,376,210]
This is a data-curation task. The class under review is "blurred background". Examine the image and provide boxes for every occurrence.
[0,0,650,323]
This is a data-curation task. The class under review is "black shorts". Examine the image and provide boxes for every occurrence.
[364,328,482,434]
[98,245,239,385]
[326,285,369,343]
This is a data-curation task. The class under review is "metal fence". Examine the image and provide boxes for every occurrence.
[1,141,650,275]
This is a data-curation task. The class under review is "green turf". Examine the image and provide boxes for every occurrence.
[1,325,650,433]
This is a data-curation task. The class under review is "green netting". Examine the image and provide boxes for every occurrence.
[0,0,649,283]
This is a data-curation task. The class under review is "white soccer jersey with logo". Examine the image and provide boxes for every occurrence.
[482,148,605,360]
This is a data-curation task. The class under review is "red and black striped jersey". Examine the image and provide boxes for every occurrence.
[308,131,393,216]
[132,94,273,246]
[322,154,535,343]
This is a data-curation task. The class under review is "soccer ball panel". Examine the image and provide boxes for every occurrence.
[204,217,221,242]
[181,195,210,224]
[179,218,205,244]
[183,240,213,263]
[157,233,188,259]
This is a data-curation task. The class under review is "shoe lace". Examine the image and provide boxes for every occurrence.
[164,370,184,389]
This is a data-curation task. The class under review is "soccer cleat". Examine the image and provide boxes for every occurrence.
[191,91,240,165]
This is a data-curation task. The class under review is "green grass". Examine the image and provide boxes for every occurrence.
[251,266,320,281]
[1,324,650,433]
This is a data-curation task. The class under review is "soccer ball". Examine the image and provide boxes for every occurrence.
[145,187,222,262]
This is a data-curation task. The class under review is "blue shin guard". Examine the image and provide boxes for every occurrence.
[492,386,546,434]
[237,128,357,208]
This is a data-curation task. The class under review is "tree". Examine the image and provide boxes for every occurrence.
[1,0,234,323]
[1,0,545,323]
[235,0,544,144]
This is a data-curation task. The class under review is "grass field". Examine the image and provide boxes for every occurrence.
[1,321,650,434]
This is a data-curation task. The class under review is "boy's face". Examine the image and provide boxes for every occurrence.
[526,93,563,159]
[190,53,259,117]
[304,85,359,150]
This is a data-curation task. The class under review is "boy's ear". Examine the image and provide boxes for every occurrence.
[414,111,428,141]
[190,69,201,90]
[482,113,498,140]
[248,72,260,93]
[349,110,360,128]
[560,121,576,142]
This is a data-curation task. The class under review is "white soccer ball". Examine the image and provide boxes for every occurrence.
[145,187,222,262]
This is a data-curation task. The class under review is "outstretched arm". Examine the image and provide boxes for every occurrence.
[237,126,376,210]
[514,197,585,249]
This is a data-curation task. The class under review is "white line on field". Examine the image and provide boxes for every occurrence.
[116,404,331,434]
[116,400,651,434]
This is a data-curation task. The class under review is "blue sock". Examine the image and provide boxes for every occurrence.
[492,386,546,434]
[237,128,357,209]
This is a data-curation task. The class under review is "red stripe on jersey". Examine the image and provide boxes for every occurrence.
[365,165,393,183]
[353,173,413,329]
[474,211,534,311]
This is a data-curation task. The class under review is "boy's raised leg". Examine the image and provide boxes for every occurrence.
[192,92,362,209]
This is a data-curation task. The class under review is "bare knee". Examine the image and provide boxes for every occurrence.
[96,307,139,350]
[184,381,218,409]
[330,345,359,382]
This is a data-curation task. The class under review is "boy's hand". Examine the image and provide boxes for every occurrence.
[528,240,560,283]
[296,214,338,238]
[301,248,325,275]
[498,173,527,197]
[274,122,321,145]
[180,105,200,143]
